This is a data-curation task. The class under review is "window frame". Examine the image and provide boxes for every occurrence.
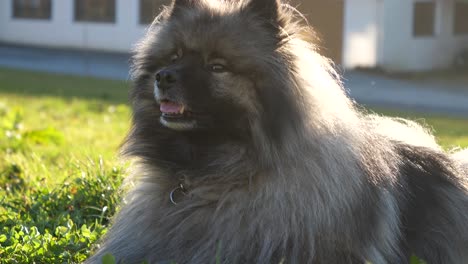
[453,1,468,35]
[412,0,437,38]
[74,0,116,24]
[12,0,52,20]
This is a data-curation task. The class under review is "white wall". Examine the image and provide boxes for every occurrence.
[380,0,468,72]
[0,0,148,52]
[2,0,467,71]
[342,0,381,68]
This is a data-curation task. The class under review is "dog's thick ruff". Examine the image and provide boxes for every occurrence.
[86,0,468,263]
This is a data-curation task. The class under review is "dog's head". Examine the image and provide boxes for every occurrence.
[131,0,309,141]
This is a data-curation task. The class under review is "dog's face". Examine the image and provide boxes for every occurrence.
[134,0,296,138]
[153,43,253,132]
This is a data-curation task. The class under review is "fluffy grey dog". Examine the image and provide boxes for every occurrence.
[86,0,468,263]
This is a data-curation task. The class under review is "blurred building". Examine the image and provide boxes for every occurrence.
[0,0,467,72]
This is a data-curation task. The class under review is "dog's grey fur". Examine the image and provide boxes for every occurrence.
[86,0,468,263]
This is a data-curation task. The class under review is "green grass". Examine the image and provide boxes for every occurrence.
[0,68,129,263]
[373,109,468,149]
[0,67,467,263]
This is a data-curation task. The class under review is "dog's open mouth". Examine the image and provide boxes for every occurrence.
[159,100,197,130]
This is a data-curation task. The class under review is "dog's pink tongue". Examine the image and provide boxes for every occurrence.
[160,101,183,113]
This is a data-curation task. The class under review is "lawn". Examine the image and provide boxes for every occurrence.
[0,68,129,263]
[0,67,467,263]
[373,109,468,149]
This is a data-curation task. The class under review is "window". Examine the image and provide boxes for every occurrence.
[413,2,436,37]
[140,0,171,24]
[454,2,468,35]
[75,0,115,23]
[12,0,51,20]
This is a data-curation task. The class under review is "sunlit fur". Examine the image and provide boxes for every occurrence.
[86,0,468,263]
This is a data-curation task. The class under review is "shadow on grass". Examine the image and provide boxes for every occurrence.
[0,67,130,104]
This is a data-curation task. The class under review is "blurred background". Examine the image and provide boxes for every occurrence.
[0,0,467,113]
[2,0,468,70]
[0,1,467,263]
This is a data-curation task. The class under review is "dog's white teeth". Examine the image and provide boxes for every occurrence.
[179,106,185,114]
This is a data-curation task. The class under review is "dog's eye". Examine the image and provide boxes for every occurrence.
[209,64,227,73]
[170,53,180,63]
[170,54,179,62]
[170,49,183,62]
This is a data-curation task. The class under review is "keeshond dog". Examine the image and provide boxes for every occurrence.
[86,0,468,263]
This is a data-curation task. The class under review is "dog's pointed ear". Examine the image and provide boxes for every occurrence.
[246,0,280,23]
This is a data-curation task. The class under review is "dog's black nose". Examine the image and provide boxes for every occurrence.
[155,69,178,90]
